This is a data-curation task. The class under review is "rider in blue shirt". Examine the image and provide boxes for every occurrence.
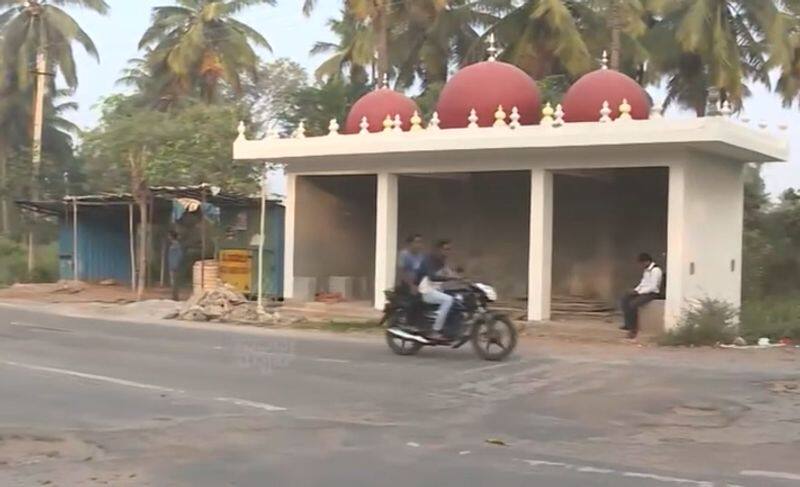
[397,234,425,294]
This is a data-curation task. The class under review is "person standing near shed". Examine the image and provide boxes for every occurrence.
[167,231,184,301]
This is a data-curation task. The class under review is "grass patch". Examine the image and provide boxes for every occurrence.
[660,298,738,347]
[740,296,800,342]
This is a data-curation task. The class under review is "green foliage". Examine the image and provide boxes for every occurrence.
[660,298,739,347]
[81,96,258,194]
[740,297,800,342]
[742,167,800,300]
[0,0,108,88]
[0,237,57,286]
[138,0,274,103]
[279,78,370,137]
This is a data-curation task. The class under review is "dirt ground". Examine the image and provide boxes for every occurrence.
[0,282,172,304]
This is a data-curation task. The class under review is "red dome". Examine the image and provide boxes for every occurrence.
[435,61,541,129]
[562,69,650,123]
[345,88,420,134]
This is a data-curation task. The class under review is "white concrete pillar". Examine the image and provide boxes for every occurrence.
[664,160,745,330]
[528,169,553,321]
[283,173,296,300]
[374,173,399,310]
[665,163,686,329]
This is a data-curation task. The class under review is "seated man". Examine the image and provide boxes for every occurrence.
[417,239,456,341]
[620,252,663,339]
[396,234,425,295]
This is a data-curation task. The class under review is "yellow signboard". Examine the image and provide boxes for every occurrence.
[219,249,252,294]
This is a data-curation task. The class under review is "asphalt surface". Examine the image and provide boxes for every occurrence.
[0,303,799,486]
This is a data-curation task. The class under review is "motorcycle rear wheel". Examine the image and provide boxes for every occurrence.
[385,330,423,356]
[471,315,517,361]
[385,310,424,356]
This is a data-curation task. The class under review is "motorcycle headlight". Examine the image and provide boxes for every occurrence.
[474,283,497,302]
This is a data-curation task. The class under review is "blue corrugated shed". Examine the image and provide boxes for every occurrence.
[58,213,131,283]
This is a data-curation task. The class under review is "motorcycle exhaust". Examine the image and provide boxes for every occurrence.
[387,328,430,345]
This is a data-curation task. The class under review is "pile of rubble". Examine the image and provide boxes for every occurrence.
[172,284,300,326]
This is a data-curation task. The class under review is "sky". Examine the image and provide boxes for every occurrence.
[68,0,798,196]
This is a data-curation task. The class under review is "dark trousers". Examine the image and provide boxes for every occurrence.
[170,270,180,301]
[620,292,657,331]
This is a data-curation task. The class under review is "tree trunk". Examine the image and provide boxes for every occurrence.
[130,151,149,300]
[374,5,389,83]
[610,1,622,71]
[28,29,48,274]
[0,138,8,235]
[136,197,148,301]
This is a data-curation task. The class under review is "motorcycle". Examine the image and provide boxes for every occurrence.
[381,279,517,361]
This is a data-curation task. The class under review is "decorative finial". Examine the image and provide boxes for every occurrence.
[493,105,507,127]
[266,125,280,139]
[541,102,555,127]
[468,109,479,128]
[720,100,733,117]
[428,112,441,130]
[553,104,565,127]
[327,118,340,136]
[237,121,246,138]
[601,50,609,70]
[393,114,403,132]
[486,33,498,61]
[382,115,394,132]
[649,102,664,120]
[599,101,612,123]
[616,98,632,121]
[410,111,423,131]
[509,107,521,129]
[380,73,389,89]
[359,116,370,134]
[293,120,306,138]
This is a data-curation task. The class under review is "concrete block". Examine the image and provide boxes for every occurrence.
[329,276,356,300]
[639,300,665,335]
[294,277,317,302]
[355,276,370,300]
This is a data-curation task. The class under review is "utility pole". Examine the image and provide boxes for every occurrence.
[28,8,49,275]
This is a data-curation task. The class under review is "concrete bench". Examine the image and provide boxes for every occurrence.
[639,300,666,335]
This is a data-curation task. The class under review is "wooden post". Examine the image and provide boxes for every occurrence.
[258,164,268,313]
[72,198,79,281]
[200,187,206,291]
[129,203,135,290]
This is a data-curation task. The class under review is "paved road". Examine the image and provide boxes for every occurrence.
[0,304,798,486]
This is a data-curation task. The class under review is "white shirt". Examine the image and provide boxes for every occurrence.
[635,263,663,295]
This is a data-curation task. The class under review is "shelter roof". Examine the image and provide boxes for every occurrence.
[16,184,280,217]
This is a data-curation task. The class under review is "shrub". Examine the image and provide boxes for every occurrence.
[0,237,58,286]
[660,298,739,347]
[740,297,800,342]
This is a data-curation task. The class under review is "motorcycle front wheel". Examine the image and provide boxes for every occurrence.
[471,314,517,361]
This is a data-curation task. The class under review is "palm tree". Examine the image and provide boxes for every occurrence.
[139,0,274,102]
[0,0,106,254]
[393,0,492,91]
[310,11,373,84]
[488,0,593,79]
[0,0,107,88]
[646,0,782,115]
[772,3,800,108]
